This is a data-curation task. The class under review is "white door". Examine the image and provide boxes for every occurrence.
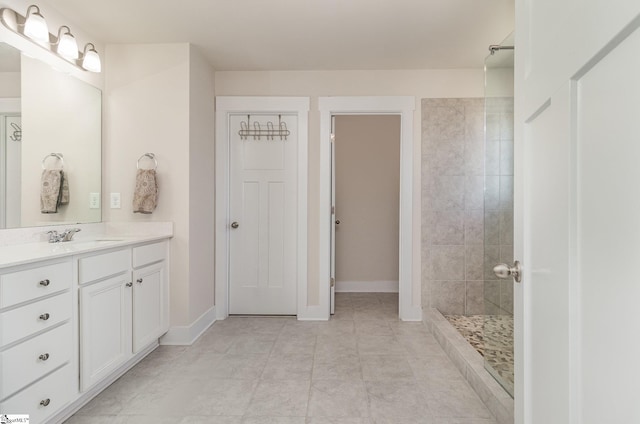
[516,3,640,423]
[229,114,298,315]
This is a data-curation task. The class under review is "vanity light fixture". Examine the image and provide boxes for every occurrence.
[0,4,101,73]
[80,43,101,73]
[22,5,48,42]
[54,26,78,60]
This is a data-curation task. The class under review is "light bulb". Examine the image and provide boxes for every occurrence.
[56,26,78,60]
[81,43,101,72]
[23,5,48,42]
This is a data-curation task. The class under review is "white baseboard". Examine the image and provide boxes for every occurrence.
[297,304,329,321]
[335,280,399,293]
[160,306,217,345]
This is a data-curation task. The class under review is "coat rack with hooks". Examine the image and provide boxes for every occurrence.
[238,114,290,140]
[9,122,21,142]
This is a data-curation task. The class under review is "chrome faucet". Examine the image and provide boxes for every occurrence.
[47,228,81,243]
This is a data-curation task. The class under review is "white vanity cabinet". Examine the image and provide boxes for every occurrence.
[0,259,75,424]
[132,241,168,353]
[79,240,169,391]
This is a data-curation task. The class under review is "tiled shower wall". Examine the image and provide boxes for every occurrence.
[421,97,514,316]
[484,97,514,315]
[421,98,485,315]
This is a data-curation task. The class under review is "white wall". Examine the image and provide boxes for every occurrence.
[334,115,400,287]
[105,43,216,329]
[0,72,20,97]
[188,45,216,322]
[216,69,484,305]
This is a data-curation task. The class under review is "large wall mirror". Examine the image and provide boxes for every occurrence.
[0,42,101,229]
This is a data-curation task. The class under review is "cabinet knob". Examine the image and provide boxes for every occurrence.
[39,279,50,287]
[39,353,50,361]
[40,398,51,407]
[137,278,143,284]
[39,313,50,321]
[126,282,133,287]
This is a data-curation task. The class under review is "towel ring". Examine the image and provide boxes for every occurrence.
[41,153,64,170]
[137,153,158,170]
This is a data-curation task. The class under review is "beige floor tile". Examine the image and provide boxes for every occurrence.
[312,353,362,380]
[360,354,414,381]
[245,380,310,417]
[65,293,500,424]
[261,353,314,380]
[307,380,369,417]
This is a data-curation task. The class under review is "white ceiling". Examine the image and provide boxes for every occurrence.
[48,0,514,71]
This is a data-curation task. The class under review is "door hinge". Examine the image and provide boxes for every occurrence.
[330,277,335,287]
[331,206,335,214]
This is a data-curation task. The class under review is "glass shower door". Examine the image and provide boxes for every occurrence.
[483,33,514,397]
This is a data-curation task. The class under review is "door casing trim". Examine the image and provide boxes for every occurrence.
[319,96,421,321]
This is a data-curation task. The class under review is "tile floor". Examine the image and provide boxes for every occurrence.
[65,293,496,424]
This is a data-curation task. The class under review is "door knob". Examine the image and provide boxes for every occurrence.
[231,222,239,229]
[493,261,522,283]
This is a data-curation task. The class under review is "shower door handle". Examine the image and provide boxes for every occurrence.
[493,261,522,283]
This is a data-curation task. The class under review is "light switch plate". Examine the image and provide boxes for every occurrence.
[89,192,100,209]
[110,192,121,209]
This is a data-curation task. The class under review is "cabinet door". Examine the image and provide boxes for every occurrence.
[132,262,164,353]
[80,273,131,391]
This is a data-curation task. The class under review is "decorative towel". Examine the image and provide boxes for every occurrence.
[133,169,158,214]
[40,169,62,213]
[59,171,70,205]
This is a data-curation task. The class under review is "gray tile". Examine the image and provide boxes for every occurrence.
[465,176,484,210]
[485,141,500,176]
[484,176,500,210]
[432,210,465,245]
[499,176,513,210]
[425,138,465,176]
[483,246,500,281]
[185,379,258,415]
[242,418,305,424]
[245,380,310,417]
[313,353,362,380]
[206,353,269,379]
[307,380,369,417]
[465,245,484,281]
[431,281,466,315]
[263,419,307,424]
[424,386,493,419]
[499,210,513,245]
[180,417,242,424]
[430,176,465,210]
[357,335,406,355]
[500,139,514,176]
[484,210,500,245]
[466,281,485,315]
[365,380,431,419]
[465,209,484,245]
[431,245,465,280]
[262,353,313,380]
[360,355,414,381]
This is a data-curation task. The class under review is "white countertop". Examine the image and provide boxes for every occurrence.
[0,233,172,270]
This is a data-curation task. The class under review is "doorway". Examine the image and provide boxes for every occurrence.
[331,115,401,316]
[319,96,420,321]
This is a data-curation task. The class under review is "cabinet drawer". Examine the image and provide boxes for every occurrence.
[0,323,73,400]
[0,261,72,308]
[133,242,166,268]
[78,249,131,284]
[0,364,73,423]
[0,292,71,346]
